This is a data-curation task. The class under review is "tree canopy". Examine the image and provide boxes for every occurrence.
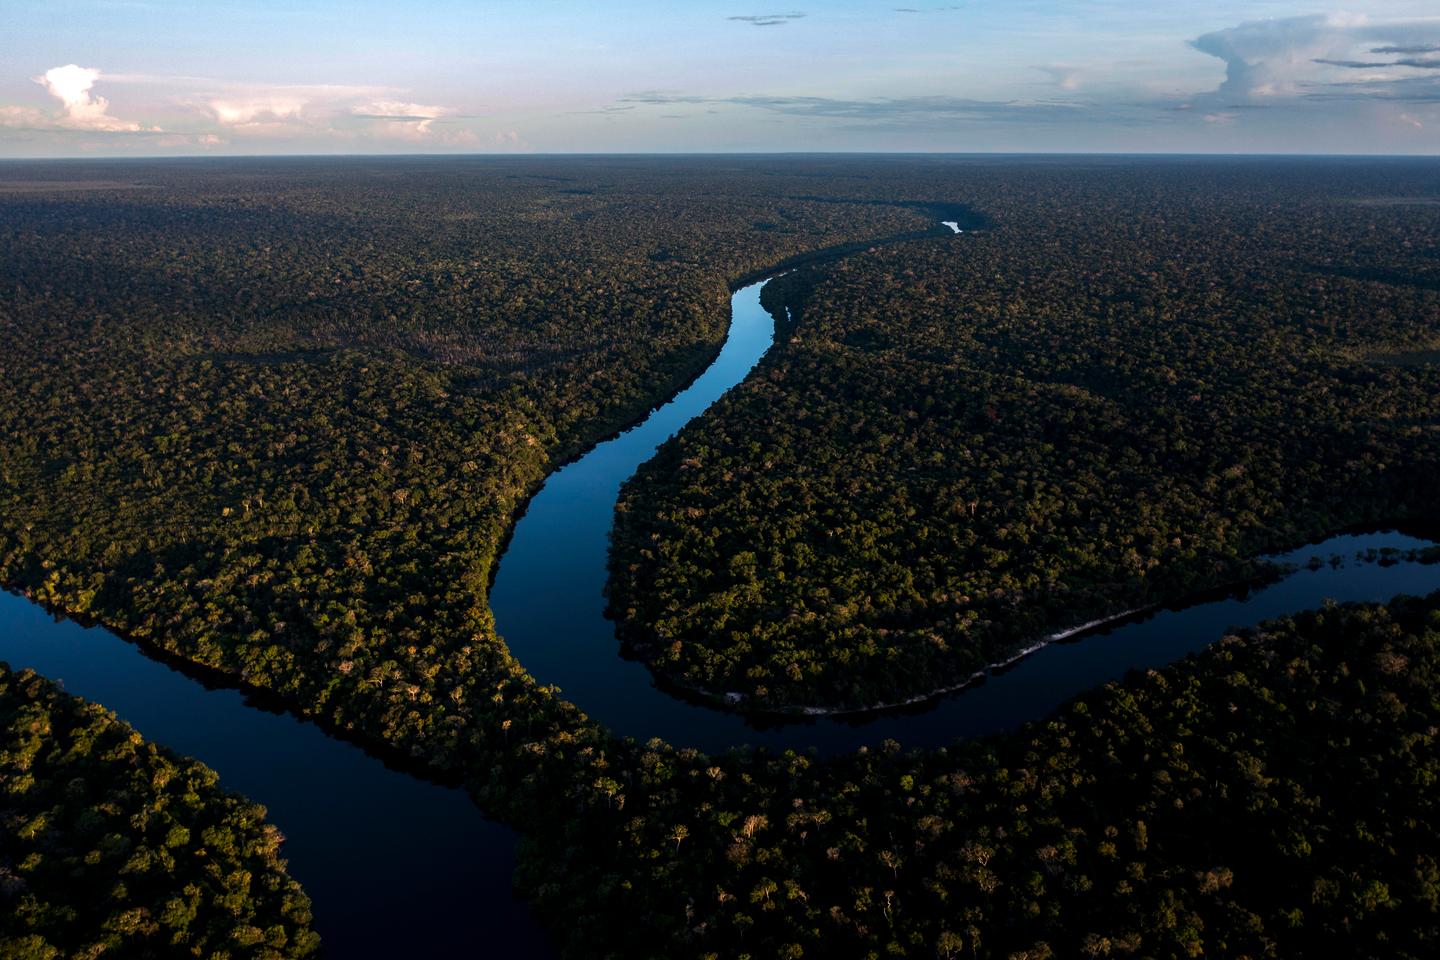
[0,663,318,959]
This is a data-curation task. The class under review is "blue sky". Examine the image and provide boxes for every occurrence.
[1,1,1437,155]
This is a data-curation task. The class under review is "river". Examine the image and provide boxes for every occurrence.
[0,588,551,958]
[488,273,1440,755]
[4,228,1439,955]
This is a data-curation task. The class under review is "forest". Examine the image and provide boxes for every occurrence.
[0,663,317,958]
[2,156,1439,958]
[610,160,1440,711]
[527,590,1440,958]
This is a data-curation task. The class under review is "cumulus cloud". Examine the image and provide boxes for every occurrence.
[140,77,483,145]
[0,63,504,153]
[37,65,147,130]
[6,64,156,132]
[188,84,467,141]
[207,94,309,126]
[1192,15,1352,98]
[351,99,455,136]
[1191,15,1440,101]
[347,99,486,144]
[352,99,451,122]
[1168,15,1440,148]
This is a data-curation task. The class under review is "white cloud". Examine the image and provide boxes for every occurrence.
[4,64,158,132]
[208,94,309,126]
[350,99,455,137]
[186,84,375,127]
[353,99,452,121]
[1191,15,1440,101]
[186,85,472,142]
[35,64,152,131]
[1174,14,1440,151]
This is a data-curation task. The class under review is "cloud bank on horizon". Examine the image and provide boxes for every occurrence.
[0,2,1436,156]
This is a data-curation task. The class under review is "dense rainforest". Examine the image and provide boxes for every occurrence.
[2,156,1439,958]
[610,161,1440,711]
[531,591,1440,959]
[0,663,317,959]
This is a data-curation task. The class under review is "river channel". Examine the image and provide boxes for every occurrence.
[4,228,1440,954]
[488,271,1440,755]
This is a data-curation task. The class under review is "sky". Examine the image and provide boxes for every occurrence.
[1,1,1438,156]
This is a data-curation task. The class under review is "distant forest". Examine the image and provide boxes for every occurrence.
[2,156,1439,957]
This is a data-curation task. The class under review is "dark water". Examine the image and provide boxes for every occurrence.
[0,592,551,959]
[5,256,1440,956]
[491,275,1440,755]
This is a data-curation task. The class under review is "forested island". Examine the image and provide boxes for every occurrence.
[2,155,1439,958]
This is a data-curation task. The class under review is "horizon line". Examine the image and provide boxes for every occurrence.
[3,149,1439,163]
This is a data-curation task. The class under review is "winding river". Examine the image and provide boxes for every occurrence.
[488,268,1440,755]
[4,224,1440,955]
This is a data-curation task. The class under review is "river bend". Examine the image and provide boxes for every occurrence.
[4,225,1440,954]
[488,267,1440,755]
